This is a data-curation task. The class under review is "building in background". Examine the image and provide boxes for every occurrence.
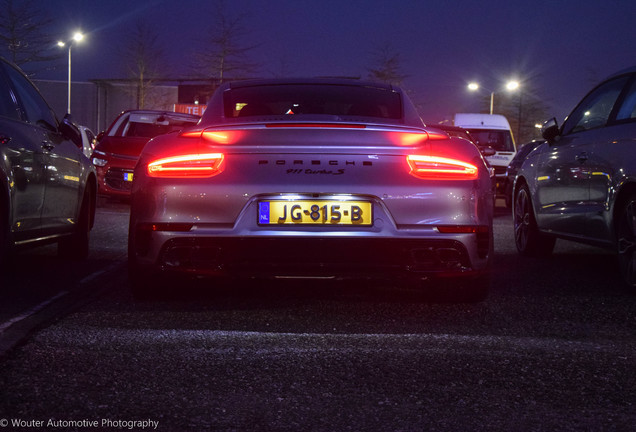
[34,79,219,133]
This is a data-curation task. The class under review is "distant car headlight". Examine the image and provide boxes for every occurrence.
[92,157,108,167]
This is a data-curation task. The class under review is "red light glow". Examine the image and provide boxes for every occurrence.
[406,155,478,180]
[265,123,366,129]
[387,130,450,146]
[147,153,224,178]
[180,130,203,138]
[180,129,244,144]
[437,225,489,233]
[137,223,194,232]
[395,132,429,146]
[201,130,244,144]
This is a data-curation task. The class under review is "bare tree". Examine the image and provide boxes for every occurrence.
[366,43,408,86]
[0,0,61,74]
[501,94,550,143]
[479,77,551,144]
[121,21,169,109]
[191,0,259,82]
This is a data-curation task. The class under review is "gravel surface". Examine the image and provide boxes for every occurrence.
[0,208,635,431]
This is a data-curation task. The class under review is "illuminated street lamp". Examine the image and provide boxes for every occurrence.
[467,80,520,115]
[506,80,520,91]
[57,31,84,114]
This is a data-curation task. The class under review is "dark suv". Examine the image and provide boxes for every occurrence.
[0,57,97,264]
[513,66,636,287]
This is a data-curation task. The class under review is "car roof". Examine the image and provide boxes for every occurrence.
[604,66,636,81]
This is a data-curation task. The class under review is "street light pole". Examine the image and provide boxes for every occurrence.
[58,31,84,115]
[66,43,72,114]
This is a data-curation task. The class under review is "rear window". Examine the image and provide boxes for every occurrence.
[465,129,515,152]
[111,113,199,138]
[123,121,174,138]
[223,84,402,120]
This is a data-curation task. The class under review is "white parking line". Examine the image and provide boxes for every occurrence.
[0,291,69,333]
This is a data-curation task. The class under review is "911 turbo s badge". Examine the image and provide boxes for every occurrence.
[258,158,372,175]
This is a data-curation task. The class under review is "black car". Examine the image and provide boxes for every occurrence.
[0,57,97,266]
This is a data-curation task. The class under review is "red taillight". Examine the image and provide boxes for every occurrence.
[147,153,224,178]
[406,155,478,180]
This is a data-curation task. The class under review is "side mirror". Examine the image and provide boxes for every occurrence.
[59,113,82,147]
[479,146,496,157]
[541,118,560,144]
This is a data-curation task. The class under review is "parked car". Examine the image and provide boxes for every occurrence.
[92,110,200,199]
[503,140,543,208]
[128,78,494,301]
[513,66,636,287]
[0,57,97,265]
[454,113,516,201]
[78,124,96,158]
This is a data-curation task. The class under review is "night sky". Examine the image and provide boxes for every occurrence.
[40,0,636,123]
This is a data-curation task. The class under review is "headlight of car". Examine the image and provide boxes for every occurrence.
[92,157,108,167]
[92,150,108,167]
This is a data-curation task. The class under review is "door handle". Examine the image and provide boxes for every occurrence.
[575,152,588,162]
[42,141,54,151]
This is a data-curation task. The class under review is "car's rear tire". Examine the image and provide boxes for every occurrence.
[616,193,636,288]
[514,183,555,257]
[58,186,92,260]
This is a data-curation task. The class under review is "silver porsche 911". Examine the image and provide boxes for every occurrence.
[128,79,494,300]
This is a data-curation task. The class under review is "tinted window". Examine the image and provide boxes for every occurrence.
[562,76,630,135]
[224,84,402,119]
[111,113,199,138]
[615,76,636,121]
[3,61,58,131]
[0,67,20,120]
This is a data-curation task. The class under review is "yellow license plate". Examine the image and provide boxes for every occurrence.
[124,172,134,182]
[258,200,372,225]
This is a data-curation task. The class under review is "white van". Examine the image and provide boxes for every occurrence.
[453,113,516,200]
